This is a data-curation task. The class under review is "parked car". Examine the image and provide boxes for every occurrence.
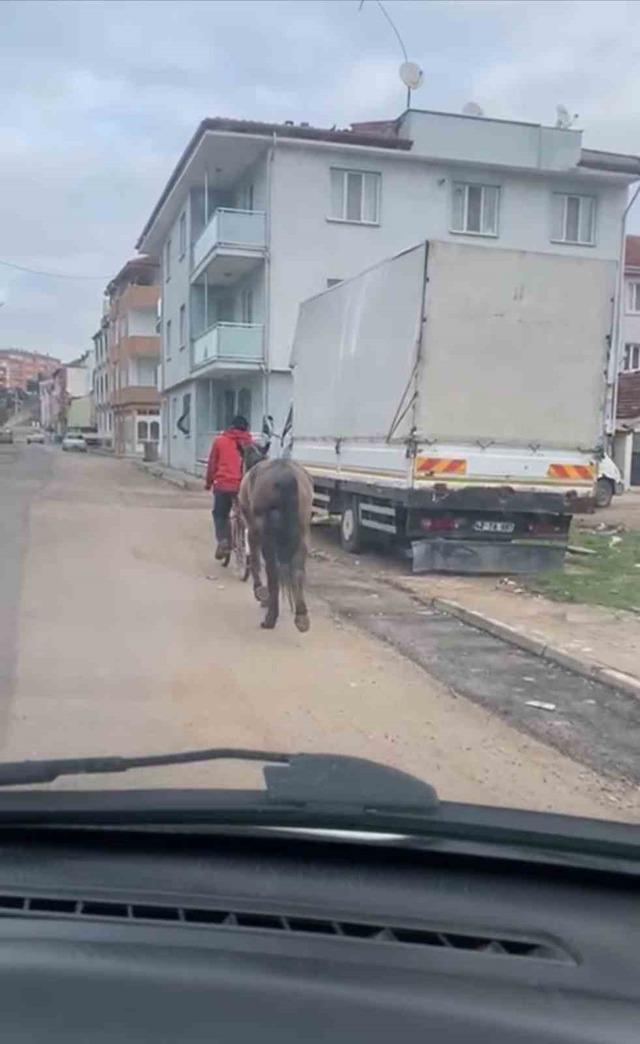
[26,430,45,444]
[0,429,14,444]
[61,432,87,453]
[596,454,624,508]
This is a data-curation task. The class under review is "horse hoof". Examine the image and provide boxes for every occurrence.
[254,585,268,604]
[295,614,310,633]
[261,617,277,630]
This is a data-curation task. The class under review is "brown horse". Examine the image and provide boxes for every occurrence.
[238,446,313,632]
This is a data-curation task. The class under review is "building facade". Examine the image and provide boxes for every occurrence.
[0,349,60,392]
[136,109,640,475]
[39,353,93,436]
[615,235,640,485]
[96,258,161,456]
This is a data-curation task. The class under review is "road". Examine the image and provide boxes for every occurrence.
[1,441,638,820]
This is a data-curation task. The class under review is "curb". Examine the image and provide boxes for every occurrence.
[402,584,640,701]
[134,460,203,493]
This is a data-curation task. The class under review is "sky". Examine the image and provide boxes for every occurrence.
[0,0,639,361]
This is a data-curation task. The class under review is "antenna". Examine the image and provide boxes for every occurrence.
[462,101,484,117]
[360,1,423,108]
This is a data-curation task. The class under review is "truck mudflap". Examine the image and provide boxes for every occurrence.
[411,538,566,575]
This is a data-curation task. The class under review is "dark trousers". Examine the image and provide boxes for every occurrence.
[212,491,235,544]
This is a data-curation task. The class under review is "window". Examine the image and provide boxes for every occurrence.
[627,282,640,314]
[238,387,252,423]
[165,319,172,359]
[137,420,149,442]
[451,183,499,236]
[329,169,380,224]
[150,420,160,441]
[179,212,186,258]
[240,288,254,324]
[551,193,596,245]
[179,304,186,348]
[241,183,254,210]
[165,237,171,281]
[171,396,178,437]
[177,392,191,436]
[621,343,640,373]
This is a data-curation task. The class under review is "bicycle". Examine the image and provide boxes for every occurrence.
[220,497,251,582]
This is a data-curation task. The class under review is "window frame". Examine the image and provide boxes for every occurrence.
[165,237,171,281]
[627,281,640,314]
[450,182,500,238]
[621,342,640,373]
[179,304,186,349]
[328,167,381,226]
[178,212,187,260]
[551,192,597,246]
[165,318,172,360]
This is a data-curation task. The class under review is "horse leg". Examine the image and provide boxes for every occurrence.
[248,523,268,603]
[261,545,279,629]
[291,546,310,633]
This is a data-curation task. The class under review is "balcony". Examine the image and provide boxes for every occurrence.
[110,386,160,408]
[191,208,266,284]
[191,323,264,374]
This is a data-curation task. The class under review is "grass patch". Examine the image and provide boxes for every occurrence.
[525,529,640,612]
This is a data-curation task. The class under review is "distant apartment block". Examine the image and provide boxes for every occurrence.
[0,348,60,392]
[39,353,93,436]
[136,109,640,476]
[92,258,161,455]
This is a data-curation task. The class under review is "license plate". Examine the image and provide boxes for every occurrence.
[473,520,515,534]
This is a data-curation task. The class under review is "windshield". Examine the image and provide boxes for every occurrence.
[0,0,638,829]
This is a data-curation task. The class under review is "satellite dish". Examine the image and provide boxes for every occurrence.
[462,101,484,117]
[399,61,424,90]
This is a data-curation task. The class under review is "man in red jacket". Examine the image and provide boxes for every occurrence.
[205,415,254,559]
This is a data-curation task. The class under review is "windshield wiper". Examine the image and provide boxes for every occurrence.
[0,749,439,812]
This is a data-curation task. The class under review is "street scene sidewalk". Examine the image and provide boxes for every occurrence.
[394,572,640,696]
[4,446,638,821]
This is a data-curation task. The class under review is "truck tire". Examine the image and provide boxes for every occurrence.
[340,498,362,553]
[595,477,613,508]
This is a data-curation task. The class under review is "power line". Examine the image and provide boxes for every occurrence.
[0,257,109,281]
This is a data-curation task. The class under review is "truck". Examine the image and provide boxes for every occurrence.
[290,240,615,573]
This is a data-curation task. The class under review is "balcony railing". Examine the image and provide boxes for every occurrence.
[192,208,267,272]
[191,323,264,370]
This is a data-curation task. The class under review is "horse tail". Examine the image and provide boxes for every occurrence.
[267,468,300,609]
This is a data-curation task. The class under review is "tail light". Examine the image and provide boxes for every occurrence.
[420,515,461,533]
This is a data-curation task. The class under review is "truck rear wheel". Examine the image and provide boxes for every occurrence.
[340,498,362,553]
[595,477,613,508]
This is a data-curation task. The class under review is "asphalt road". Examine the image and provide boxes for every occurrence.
[1,442,637,821]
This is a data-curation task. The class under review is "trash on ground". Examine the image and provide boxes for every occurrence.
[525,700,556,712]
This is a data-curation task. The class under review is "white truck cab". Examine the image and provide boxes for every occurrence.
[596,455,624,507]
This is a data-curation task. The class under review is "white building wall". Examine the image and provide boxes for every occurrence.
[128,307,157,336]
[268,143,628,375]
[161,198,193,395]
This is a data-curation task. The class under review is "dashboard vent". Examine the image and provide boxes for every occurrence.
[0,893,570,962]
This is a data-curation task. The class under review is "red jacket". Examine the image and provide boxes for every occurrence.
[205,428,253,492]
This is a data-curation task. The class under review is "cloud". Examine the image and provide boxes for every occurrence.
[0,0,638,358]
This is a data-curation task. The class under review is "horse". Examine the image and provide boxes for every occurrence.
[238,443,313,632]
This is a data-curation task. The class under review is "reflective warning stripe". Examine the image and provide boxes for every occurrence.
[416,457,467,476]
[547,463,595,481]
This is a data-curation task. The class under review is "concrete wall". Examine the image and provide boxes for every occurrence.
[400,111,582,172]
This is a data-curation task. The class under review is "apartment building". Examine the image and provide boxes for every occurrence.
[39,353,93,436]
[97,257,161,456]
[136,109,640,475]
[615,235,640,485]
[0,348,60,392]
